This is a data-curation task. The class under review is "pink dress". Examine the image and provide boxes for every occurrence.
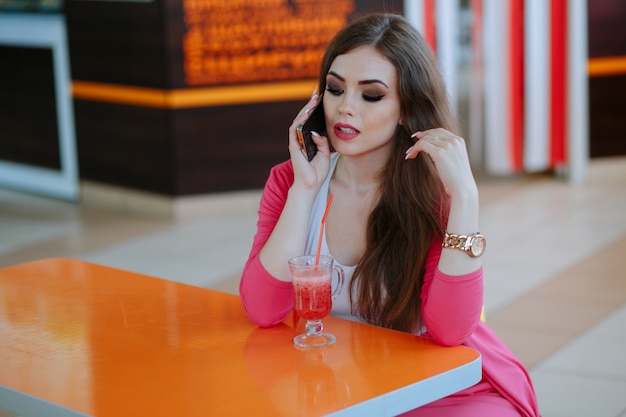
[239,158,541,417]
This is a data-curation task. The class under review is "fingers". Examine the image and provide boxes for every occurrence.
[310,130,331,155]
[405,128,478,198]
[290,89,321,131]
[411,130,457,146]
[287,91,318,157]
[405,129,465,160]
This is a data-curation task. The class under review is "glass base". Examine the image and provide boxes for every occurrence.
[293,332,336,348]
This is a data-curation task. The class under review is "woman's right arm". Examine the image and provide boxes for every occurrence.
[240,92,331,327]
[239,161,325,326]
[239,161,299,327]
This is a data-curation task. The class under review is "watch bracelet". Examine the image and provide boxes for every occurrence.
[442,232,471,250]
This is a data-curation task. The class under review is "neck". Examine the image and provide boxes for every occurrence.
[333,153,386,195]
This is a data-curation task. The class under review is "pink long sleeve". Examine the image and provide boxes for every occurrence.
[239,161,296,327]
[240,160,484,340]
[421,242,484,346]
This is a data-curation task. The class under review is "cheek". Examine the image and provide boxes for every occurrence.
[369,109,401,136]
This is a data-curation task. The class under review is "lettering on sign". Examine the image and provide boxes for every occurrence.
[183,0,355,86]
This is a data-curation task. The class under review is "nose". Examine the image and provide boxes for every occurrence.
[337,92,356,116]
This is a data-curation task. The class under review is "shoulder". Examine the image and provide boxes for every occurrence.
[266,160,294,191]
[269,159,294,178]
[259,160,294,207]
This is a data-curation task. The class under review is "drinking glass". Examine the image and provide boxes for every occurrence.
[289,255,344,348]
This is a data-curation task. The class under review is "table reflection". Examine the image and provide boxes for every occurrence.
[0,262,93,412]
[244,324,351,416]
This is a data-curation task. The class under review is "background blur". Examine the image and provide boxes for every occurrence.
[1,1,626,417]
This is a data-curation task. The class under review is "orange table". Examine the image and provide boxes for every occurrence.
[0,258,481,417]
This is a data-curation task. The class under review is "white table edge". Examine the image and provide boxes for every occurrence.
[0,385,89,417]
[327,353,482,417]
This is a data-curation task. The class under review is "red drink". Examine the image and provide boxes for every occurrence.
[293,272,332,320]
[289,255,344,348]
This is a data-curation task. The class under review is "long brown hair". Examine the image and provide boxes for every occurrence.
[318,14,457,332]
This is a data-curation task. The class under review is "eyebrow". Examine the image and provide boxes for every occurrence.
[327,71,389,89]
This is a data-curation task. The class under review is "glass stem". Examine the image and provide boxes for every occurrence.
[306,320,323,336]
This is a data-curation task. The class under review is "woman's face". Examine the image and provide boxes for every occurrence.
[323,45,402,160]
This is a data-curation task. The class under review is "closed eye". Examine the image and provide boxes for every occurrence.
[363,94,384,102]
[326,87,343,96]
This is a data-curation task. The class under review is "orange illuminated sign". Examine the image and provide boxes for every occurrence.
[182,0,355,86]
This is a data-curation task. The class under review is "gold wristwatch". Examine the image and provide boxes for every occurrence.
[442,232,486,258]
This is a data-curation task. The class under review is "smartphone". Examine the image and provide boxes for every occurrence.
[296,101,326,161]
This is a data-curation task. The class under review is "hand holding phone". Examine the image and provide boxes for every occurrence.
[296,101,326,161]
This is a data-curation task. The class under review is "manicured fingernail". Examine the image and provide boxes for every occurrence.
[311,89,318,100]
[311,131,320,137]
[304,108,311,114]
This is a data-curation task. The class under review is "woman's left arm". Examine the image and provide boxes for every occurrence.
[405,128,482,275]
[420,242,484,345]
[406,129,484,345]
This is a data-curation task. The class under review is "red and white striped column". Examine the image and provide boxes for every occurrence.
[406,0,459,111]
[474,0,588,179]
[405,0,588,181]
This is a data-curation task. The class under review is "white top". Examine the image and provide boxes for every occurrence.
[304,154,364,324]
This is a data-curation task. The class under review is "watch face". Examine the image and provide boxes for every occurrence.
[471,236,486,257]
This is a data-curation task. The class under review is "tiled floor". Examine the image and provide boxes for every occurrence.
[1,156,626,417]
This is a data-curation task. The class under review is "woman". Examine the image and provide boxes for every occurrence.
[239,13,540,416]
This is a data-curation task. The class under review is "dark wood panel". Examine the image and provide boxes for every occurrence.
[73,100,173,194]
[587,0,626,157]
[589,75,626,158]
[74,100,302,196]
[172,102,298,195]
[160,0,186,89]
[588,0,626,58]
[0,46,60,170]
[65,0,167,88]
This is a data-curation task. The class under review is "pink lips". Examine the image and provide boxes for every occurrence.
[333,123,360,140]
